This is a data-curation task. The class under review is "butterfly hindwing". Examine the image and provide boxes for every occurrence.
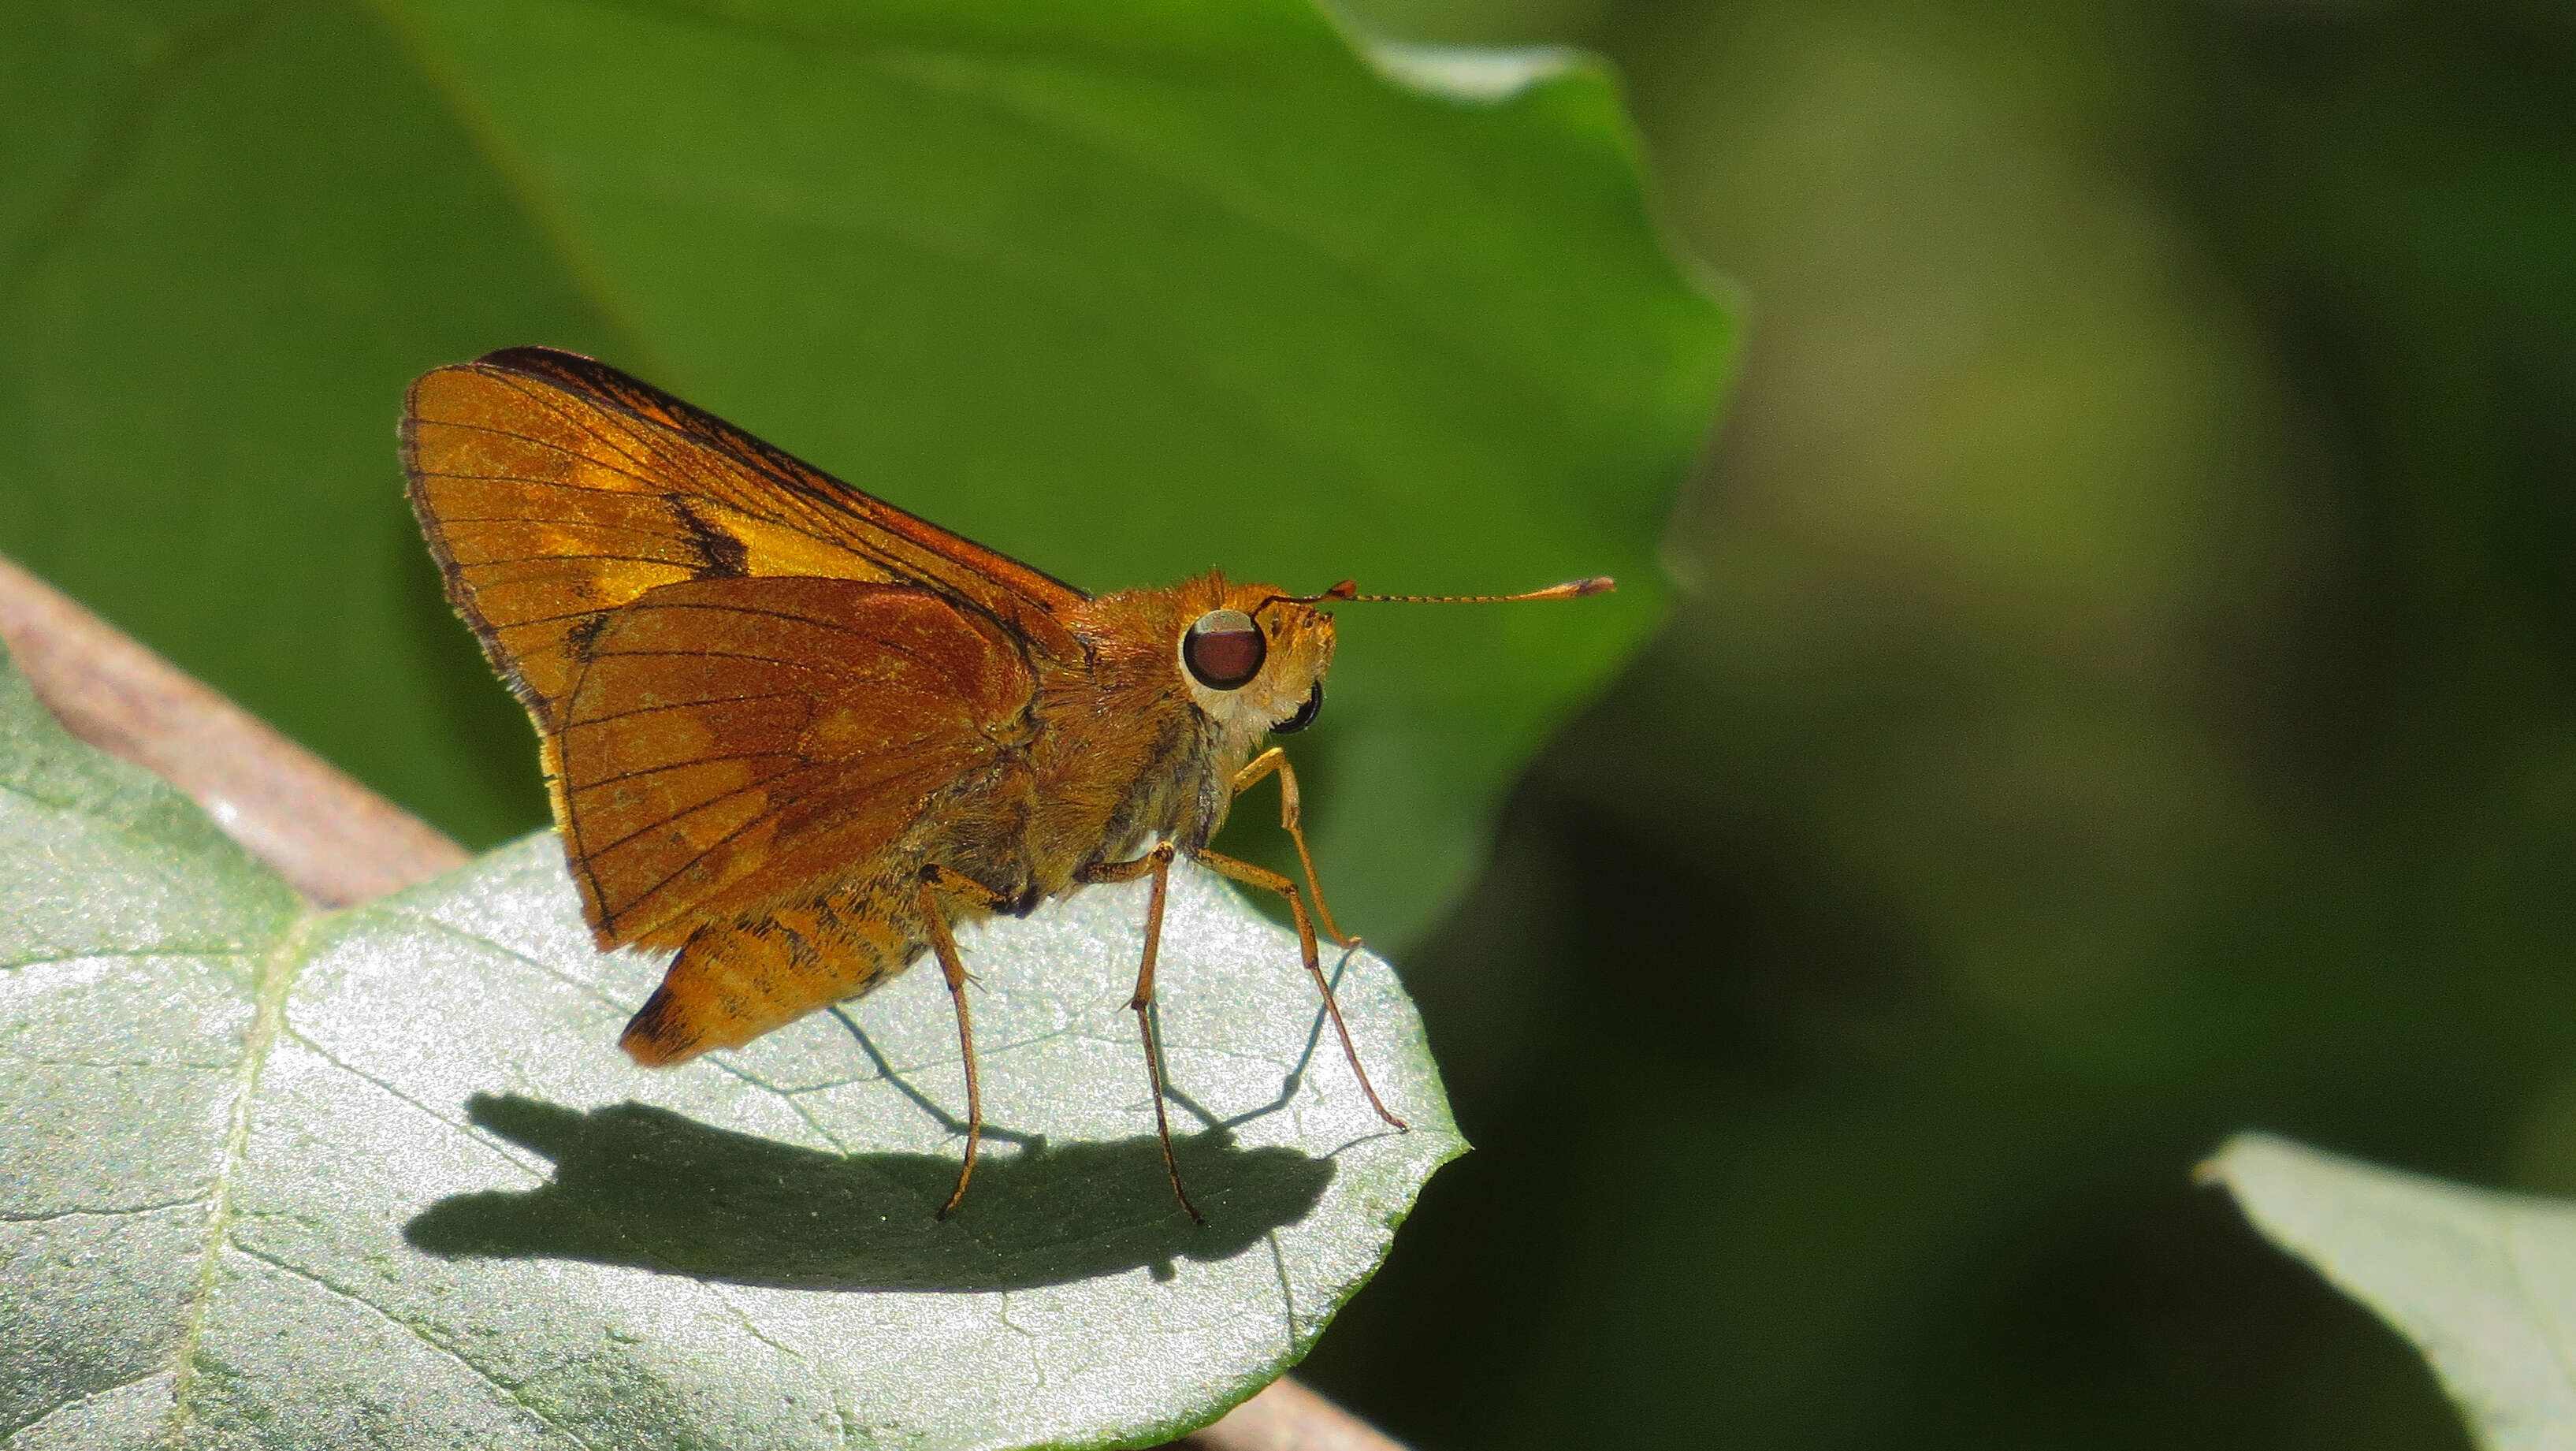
[553,575,1036,954]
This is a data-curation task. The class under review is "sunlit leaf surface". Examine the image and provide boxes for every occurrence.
[0,649,1462,1449]
[2210,1133,2576,1451]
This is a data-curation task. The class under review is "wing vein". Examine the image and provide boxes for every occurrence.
[582,646,834,671]
[598,795,788,928]
[585,776,778,875]
[565,691,804,730]
[571,751,805,795]
[613,599,953,676]
[492,370,675,478]
[411,422,670,491]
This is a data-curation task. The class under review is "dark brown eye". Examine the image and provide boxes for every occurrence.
[1274,681,1323,735]
[1183,609,1266,690]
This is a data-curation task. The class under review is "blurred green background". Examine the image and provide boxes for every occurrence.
[9,0,2573,1445]
[1302,0,2573,1446]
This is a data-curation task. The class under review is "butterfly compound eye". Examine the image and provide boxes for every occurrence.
[1274,681,1323,735]
[1183,609,1266,690]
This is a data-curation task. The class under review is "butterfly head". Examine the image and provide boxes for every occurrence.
[1109,570,1614,746]
[1174,578,1336,741]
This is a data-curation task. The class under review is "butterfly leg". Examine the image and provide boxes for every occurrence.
[1077,844,1204,1224]
[917,864,1013,1220]
[1196,849,1408,1132]
[1230,747,1358,948]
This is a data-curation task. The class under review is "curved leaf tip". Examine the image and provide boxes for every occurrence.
[2209,1131,2576,1451]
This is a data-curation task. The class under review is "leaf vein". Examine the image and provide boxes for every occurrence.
[221,1240,608,1450]
[279,1025,550,1181]
[0,1370,169,1445]
[0,945,261,976]
[393,913,634,1015]
[0,1196,209,1224]
[158,910,316,1445]
[697,1284,857,1451]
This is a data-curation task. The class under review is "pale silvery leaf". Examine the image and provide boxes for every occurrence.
[2209,1132,2576,1451]
[0,646,1463,1450]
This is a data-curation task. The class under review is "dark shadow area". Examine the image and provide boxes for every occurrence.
[405,1093,1333,1292]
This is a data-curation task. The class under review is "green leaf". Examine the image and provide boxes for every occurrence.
[0,646,1464,1448]
[0,0,1733,953]
[2207,1133,2576,1450]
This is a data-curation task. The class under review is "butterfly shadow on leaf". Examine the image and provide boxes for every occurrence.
[402,1092,1334,1293]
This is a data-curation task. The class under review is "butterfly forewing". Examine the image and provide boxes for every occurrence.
[400,348,1069,957]
[402,346,1087,730]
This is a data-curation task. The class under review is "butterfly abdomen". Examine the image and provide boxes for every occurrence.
[619,883,925,1066]
[616,785,1046,1066]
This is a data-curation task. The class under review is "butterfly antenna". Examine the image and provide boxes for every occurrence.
[1347,576,1615,604]
[1253,577,1613,616]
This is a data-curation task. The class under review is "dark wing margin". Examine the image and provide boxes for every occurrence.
[470,345,1090,638]
[400,346,1093,731]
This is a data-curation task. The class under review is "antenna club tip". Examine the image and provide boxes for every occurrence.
[1327,575,1619,605]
